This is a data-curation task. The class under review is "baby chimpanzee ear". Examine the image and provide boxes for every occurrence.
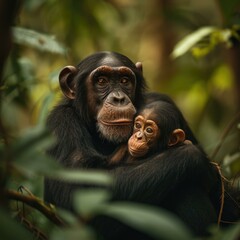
[59,66,78,99]
[168,129,186,147]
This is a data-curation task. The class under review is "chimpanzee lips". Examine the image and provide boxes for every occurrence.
[128,146,148,157]
[99,118,133,126]
[128,137,149,158]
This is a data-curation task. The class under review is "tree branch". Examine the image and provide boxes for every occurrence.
[6,189,67,227]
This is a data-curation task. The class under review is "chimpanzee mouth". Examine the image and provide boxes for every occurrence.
[128,146,148,157]
[97,119,133,143]
[99,118,133,126]
[129,148,147,157]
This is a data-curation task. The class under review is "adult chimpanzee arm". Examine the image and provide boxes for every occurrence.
[111,144,217,205]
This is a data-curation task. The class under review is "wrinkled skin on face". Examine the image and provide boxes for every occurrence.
[88,66,137,143]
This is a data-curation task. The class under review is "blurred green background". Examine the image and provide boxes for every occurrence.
[0,0,240,239]
[4,0,240,158]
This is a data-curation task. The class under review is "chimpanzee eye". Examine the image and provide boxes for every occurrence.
[120,77,129,84]
[135,122,141,129]
[97,77,109,86]
[146,127,153,134]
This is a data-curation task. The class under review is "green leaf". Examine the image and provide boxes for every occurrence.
[11,125,60,175]
[98,202,193,240]
[171,26,217,59]
[56,209,79,225]
[12,125,54,156]
[74,189,111,215]
[46,169,112,186]
[13,154,61,176]
[50,226,95,240]
[12,27,67,55]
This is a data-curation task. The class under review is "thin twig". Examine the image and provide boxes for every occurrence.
[6,189,66,227]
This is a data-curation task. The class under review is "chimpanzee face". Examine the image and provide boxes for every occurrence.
[87,65,137,143]
[128,109,160,158]
[128,105,186,158]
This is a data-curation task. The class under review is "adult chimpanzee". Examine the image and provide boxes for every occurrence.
[44,51,146,209]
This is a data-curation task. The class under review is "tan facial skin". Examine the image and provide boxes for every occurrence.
[128,109,186,158]
[128,115,160,158]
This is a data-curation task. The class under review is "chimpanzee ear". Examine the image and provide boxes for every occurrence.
[168,129,186,147]
[59,66,78,99]
[135,62,143,73]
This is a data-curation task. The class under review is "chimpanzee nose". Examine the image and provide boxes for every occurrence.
[109,91,129,106]
[136,131,143,140]
[113,91,124,103]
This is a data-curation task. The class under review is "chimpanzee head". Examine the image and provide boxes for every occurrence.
[58,51,146,143]
[128,101,187,158]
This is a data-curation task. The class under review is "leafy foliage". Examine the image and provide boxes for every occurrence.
[172,26,240,59]
[171,26,217,58]
[96,202,193,240]
[13,27,67,55]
